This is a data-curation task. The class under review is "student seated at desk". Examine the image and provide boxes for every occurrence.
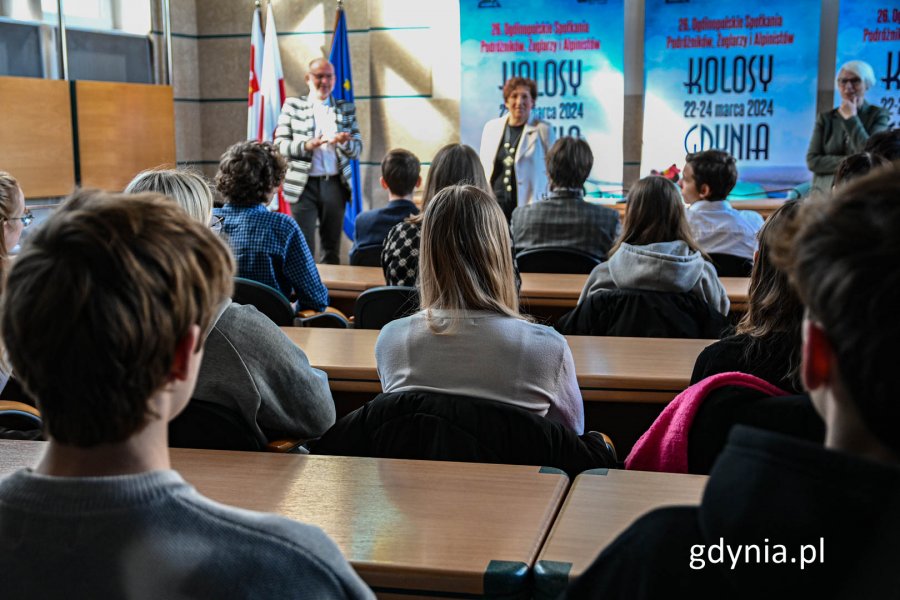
[0,191,373,599]
[564,168,900,598]
[381,143,490,286]
[681,150,763,262]
[691,200,803,394]
[214,140,329,312]
[350,148,421,262]
[376,184,584,434]
[126,168,335,445]
[576,176,729,317]
[0,171,32,401]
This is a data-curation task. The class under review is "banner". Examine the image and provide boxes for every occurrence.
[459,0,625,191]
[641,0,820,191]
[836,1,900,130]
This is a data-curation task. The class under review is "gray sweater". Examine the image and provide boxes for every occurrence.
[0,468,375,599]
[194,302,335,444]
[579,240,730,315]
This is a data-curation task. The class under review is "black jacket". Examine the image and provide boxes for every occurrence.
[310,391,615,478]
[691,332,802,394]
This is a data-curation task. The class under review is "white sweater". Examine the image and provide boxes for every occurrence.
[375,309,585,434]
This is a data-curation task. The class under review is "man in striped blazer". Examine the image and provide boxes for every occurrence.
[275,58,362,264]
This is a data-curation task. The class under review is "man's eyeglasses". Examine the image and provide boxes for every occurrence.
[6,209,34,228]
[310,72,335,80]
[209,214,224,234]
[838,77,862,88]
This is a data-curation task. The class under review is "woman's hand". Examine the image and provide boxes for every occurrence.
[838,96,863,120]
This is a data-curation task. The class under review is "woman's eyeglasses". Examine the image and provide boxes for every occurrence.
[6,209,34,228]
[209,214,224,233]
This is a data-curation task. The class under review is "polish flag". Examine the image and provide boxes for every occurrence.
[247,5,263,140]
[259,4,288,213]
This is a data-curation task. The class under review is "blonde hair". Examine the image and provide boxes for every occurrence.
[419,185,521,332]
[611,176,707,259]
[0,171,22,259]
[408,144,490,225]
[125,168,214,223]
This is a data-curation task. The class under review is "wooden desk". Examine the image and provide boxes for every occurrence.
[0,440,568,599]
[282,328,711,403]
[317,265,750,314]
[608,198,786,221]
[533,468,708,598]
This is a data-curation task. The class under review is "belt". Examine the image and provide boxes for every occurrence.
[308,174,338,181]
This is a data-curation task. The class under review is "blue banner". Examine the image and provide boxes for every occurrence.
[836,2,900,130]
[641,0,820,192]
[459,0,625,191]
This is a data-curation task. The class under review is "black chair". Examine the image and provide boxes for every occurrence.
[515,247,602,274]
[556,288,728,339]
[0,401,43,440]
[310,391,616,478]
[349,244,383,267]
[353,285,419,329]
[232,277,295,326]
[708,252,753,278]
[169,399,263,451]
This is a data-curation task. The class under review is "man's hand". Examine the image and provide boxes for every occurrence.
[331,131,351,145]
[304,135,328,152]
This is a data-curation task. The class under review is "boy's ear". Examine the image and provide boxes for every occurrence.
[801,320,834,392]
[699,183,712,200]
[415,176,422,189]
[379,177,389,190]
[169,325,201,382]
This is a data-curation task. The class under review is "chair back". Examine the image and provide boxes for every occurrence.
[168,399,262,451]
[232,277,295,326]
[310,391,615,478]
[349,244,383,267]
[515,247,602,274]
[556,288,727,338]
[354,285,420,329]
[0,401,43,440]
[708,252,753,277]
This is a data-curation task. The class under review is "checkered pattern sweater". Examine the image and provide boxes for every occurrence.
[275,96,362,203]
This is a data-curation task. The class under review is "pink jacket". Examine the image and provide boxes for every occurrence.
[626,372,788,473]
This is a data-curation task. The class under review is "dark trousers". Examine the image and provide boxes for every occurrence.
[291,176,349,264]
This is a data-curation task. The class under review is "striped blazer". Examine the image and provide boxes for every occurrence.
[274,95,362,203]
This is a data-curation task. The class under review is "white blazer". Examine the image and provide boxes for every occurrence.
[479,116,555,207]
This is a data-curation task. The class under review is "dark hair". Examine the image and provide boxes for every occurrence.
[685,150,738,200]
[1,190,235,447]
[407,144,489,225]
[612,176,706,258]
[381,148,421,197]
[546,137,593,190]
[736,200,804,388]
[215,140,287,205]
[863,129,900,161]
[502,77,538,102]
[773,170,900,455]
[833,152,891,188]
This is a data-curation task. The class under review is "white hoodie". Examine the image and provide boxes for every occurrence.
[578,240,730,315]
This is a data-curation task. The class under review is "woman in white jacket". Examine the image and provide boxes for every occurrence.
[578,176,729,315]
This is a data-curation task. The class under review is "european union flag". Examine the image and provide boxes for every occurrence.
[329,8,362,240]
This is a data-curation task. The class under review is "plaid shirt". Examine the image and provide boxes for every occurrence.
[510,189,621,259]
[214,203,328,311]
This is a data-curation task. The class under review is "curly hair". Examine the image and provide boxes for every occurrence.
[215,141,287,205]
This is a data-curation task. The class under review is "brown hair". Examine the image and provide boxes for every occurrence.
[0,171,22,259]
[735,200,804,388]
[407,144,489,225]
[611,176,706,258]
[1,190,235,447]
[546,137,593,190]
[502,77,538,102]
[685,150,738,200]
[215,140,287,205]
[863,129,900,161]
[773,170,900,455]
[381,148,421,197]
[419,185,521,331]
[833,152,891,188]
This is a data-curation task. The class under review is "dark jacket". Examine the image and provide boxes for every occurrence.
[556,288,727,338]
[691,332,802,394]
[564,427,900,599]
[350,199,418,260]
[806,103,890,191]
[309,391,615,478]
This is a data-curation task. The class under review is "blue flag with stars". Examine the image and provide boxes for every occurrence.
[329,7,362,240]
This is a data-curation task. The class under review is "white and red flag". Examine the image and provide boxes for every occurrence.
[246,5,263,140]
[259,4,288,213]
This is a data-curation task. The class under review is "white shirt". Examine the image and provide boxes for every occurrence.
[686,200,764,260]
[309,98,339,176]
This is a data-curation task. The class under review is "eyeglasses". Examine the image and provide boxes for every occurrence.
[838,77,862,87]
[209,214,224,233]
[5,209,34,228]
[310,72,335,80]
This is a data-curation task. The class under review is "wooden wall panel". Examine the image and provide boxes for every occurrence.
[0,76,76,198]
[75,81,175,191]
